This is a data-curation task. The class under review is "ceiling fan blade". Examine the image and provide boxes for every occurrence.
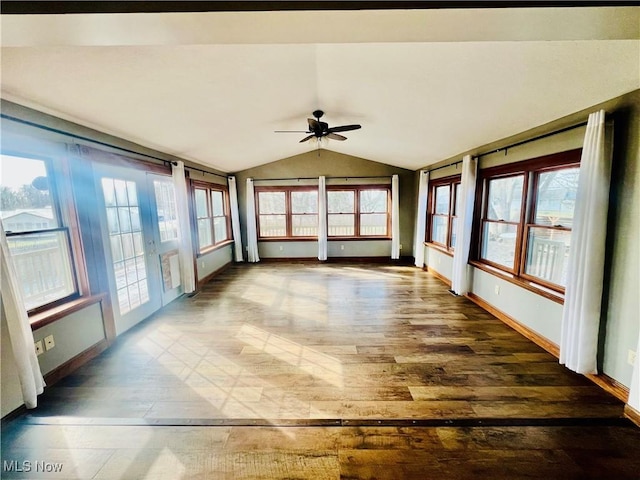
[308,118,320,130]
[299,134,315,143]
[327,133,347,141]
[328,124,361,133]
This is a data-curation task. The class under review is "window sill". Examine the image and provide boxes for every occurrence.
[258,237,318,242]
[29,294,108,331]
[198,239,234,256]
[257,237,392,242]
[424,242,454,257]
[469,260,564,305]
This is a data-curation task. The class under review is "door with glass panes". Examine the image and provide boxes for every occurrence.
[95,165,182,334]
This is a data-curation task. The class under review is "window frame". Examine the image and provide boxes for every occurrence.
[472,149,582,294]
[1,152,88,318]
[426,175,461,252]
[326,185,392,239]
[255,186,319,240]
[191,180,232,254]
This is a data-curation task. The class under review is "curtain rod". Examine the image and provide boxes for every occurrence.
[476,121,588,159]
[185,165,229,180]
[252,175,391,182]
[1,113,229,179]
[423,120,589,173]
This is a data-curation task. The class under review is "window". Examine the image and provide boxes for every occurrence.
[327,186,390,238]
[1,154,80,312]
[153,179,178,242]
[427,176,461,251]
[192,182,230,252]
[257,187,318,238]
[475,150,581,291]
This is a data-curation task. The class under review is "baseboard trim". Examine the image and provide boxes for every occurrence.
[424,266,452,287]
[624,404,640,428]
[585,373,630,404]
[465,292,560,357]
[43,338,110,387]
[465,292,631,405]
[197,261,233,288]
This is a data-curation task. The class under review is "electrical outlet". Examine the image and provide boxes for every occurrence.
[44,335,55,351]
[629,350,637,366]
[399,244,403,250]
[34,341,44,356]
[201,261,205,268]
[279,245,284,251]
[341,245,344,250]
[494,285,500,295]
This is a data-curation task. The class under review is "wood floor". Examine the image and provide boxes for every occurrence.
[2,262,639,479]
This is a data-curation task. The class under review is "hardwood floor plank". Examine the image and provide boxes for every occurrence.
[3,263,637,479]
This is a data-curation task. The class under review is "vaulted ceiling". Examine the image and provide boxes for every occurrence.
[1,6,638,172]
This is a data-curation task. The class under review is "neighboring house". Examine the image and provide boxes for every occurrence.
[1,208,54,232]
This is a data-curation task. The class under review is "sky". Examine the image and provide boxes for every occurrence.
[0,154,47,190]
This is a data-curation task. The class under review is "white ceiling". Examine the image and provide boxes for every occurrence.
[1,7,639,172]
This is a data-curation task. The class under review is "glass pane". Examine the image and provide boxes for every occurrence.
[486,175,524,222]
[6,230,76,310]
[434,185,450,215]
[121,233,134,259]
[110,236,124,262]
[198,218,213,248]
[101,178,116,207]
[106,208,120,234]
[195,189,208,218]
[327,191,354,214]
[534,168,580,227]
[328,214,354,236]
[114,179,128,206]
[126,181,138,206]
[154,180,178,242]
[360,213,387,236]
[451,217,458,248]
[259,215,286,237]
[481,222,518,269]
[114,262,127,289]
[453,183,461,216]
[133,232,144,255]
[525,228,571,286]
[130,207,141,232]
[258,192,286,214]
[118,207,132,233]
[291,191,318,214]
[360,190,387,213]
[211,190,225,217]
[292,214,318,236]
[431,216,448,244]
[213,217,227,242]
[1,155,58,232]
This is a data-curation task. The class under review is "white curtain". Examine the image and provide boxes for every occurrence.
[318,176,328,261]
[172,161,196,293]
[245,178,260,263]
[560,110,613,374]
[413,170,429,267]
[391,174,400,260]
[0,222,45,409]
[451,155,478,295]
[228,176,244,262]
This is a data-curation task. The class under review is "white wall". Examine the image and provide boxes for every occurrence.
[197,244,233,281]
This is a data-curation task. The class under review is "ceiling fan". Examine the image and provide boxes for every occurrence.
[275,110,361,143]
